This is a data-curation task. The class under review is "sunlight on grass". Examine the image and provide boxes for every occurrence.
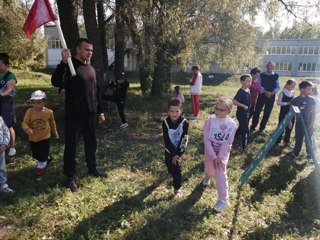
[0,70,319,239]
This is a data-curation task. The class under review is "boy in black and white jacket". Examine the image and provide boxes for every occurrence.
[162,99,189,197]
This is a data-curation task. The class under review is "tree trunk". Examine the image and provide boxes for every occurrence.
[97,0,108,86]
[114,0,125,79]
[143,5,153,94]
[163,56,172,91]
[123,7,150,94]
[56,0,79,54]
[151,1,165,97]
[151,48,165,96]
[83,0,107,84]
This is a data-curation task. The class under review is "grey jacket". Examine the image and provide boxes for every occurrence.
[0,116,10,146]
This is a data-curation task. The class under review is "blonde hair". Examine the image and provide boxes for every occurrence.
[216,97,233,113]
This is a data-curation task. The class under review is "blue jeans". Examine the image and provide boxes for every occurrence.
[0,152,7,184]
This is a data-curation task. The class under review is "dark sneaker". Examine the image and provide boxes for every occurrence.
[288,154,298,162]
[88,169,107,178]
[307,155,314,163]
[65,178,78,192]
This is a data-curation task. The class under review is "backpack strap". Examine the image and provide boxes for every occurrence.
[0,71,12,89]
[1,71,12,82]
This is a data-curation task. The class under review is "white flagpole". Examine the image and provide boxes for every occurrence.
[54,20,76,76]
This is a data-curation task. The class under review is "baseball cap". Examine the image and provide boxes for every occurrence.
[30,90,46,100]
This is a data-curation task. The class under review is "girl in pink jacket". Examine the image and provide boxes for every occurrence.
[203,97,237,212]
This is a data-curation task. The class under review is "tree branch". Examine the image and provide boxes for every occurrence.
[277,0,312,25]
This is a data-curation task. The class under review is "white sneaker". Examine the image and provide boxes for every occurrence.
[213,199,229,212]
[0,183,14,193]
[203,177,211,186]
[8,148,16,156]
[120,123,128,129]
[308,157,314,163]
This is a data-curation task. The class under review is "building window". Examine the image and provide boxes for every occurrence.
[285,46,291,54]
[307,63,312,71]
[298,62,320,71]
[268,45,320,55]
[47,37,62,49]
[308,46,314,54]
[275,62,292,71]
[303,46,309,54]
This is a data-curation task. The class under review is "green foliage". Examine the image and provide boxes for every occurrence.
[0,1,45,69]
[279,21,320,39]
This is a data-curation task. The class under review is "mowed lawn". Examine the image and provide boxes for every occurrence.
[0,70,320,240]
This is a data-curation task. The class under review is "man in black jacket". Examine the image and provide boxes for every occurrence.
[51,38,106,192]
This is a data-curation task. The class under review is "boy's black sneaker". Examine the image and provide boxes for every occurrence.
[88,169,107,178]
[288,154,298,162]
[65,178,78,192]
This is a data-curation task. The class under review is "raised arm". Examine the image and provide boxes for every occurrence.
[51,49,71,88]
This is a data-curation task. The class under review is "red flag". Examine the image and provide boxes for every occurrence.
[23,0,57,38]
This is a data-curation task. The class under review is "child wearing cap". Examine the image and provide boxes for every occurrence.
[22,90,59,180]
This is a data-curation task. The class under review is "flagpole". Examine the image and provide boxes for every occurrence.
[54,20,76,76]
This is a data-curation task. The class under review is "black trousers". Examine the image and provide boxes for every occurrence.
[276,111,295,144]
[102,95,127,124]
[293,121,313,157]
[165,152,182,191]
[251,93,275,131]
[30,138,50,162]
[64,115,97,178]
[236,111,249,149]
[249,104,255,120]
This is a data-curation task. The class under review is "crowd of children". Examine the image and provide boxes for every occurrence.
[163,64,319,213]
[1,59,319,215]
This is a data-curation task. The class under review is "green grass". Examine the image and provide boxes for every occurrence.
[0,70,320,239]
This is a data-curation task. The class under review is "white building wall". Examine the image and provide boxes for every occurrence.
[262,39,320,77]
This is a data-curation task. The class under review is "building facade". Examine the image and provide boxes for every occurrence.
[262,39,320,77]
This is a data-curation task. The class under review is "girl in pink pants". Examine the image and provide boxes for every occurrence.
[203,97,237,212]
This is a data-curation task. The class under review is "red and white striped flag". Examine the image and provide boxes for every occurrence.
[23,0,57,38]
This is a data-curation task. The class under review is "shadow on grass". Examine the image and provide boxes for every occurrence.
[0,161,65,206]
[64,161,204,240]
[228,185,243,240]
[243,169,320,239]
[63,180,163,240]
[123,183,207,240]
[249,153,307,203]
